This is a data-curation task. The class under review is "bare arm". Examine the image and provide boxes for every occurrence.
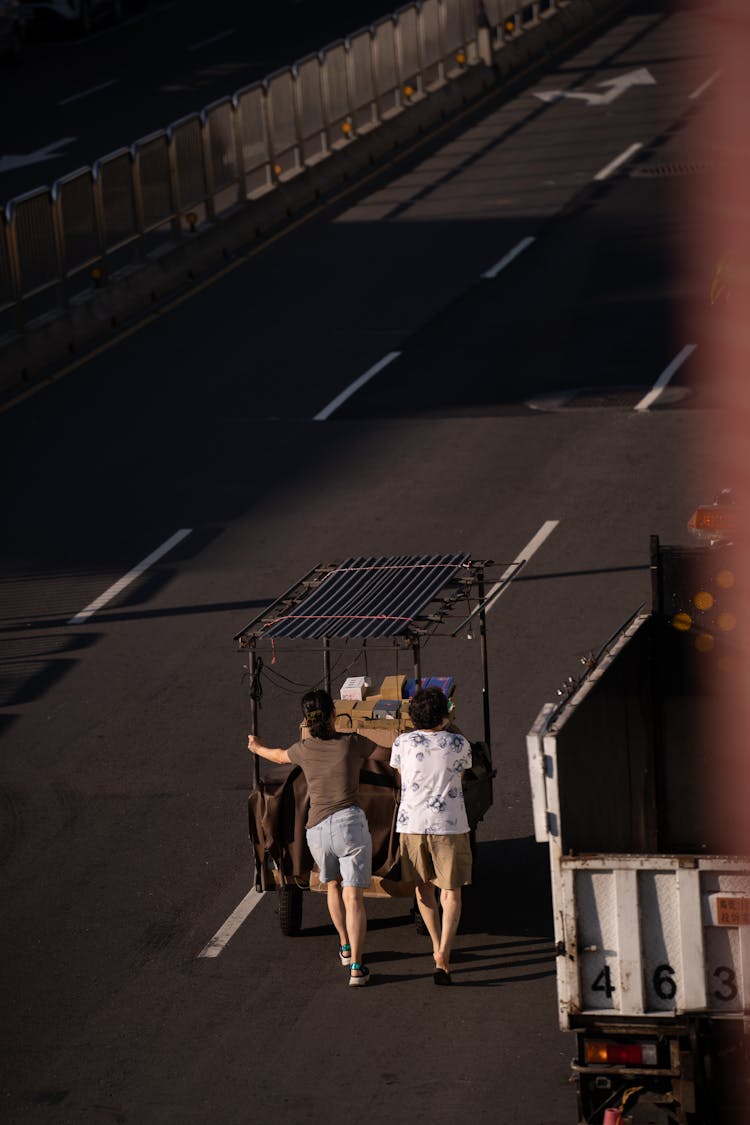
[247,734,291,765]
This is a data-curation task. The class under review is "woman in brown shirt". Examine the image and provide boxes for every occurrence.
[248,689,377,986]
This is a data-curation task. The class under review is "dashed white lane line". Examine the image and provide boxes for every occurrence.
[690,70,722,100]
[485,520,560,614]
[187,28,236,51]
[634,344,696,412]
[198,888,265,958]
[481,236,536,280]
[313,350,401,421]
[593,142,643,181]
[59,80,119,106]
[68,528,192,624]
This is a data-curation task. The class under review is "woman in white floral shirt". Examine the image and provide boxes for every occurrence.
[390,687,472,985]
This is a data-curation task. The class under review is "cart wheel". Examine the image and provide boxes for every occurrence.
[278,884,303,936]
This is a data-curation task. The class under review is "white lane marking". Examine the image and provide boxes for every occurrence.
[593,142,643,181]
[481,236,535,280]
[313,351,401,421]
[634,344,696,412]
[0,137,78,174]
[690,70,722,100]
[485,520,560,614]
[68,528,193,624]
[198,888,265,958]
[59,80,119,106]
[187,28,236,51]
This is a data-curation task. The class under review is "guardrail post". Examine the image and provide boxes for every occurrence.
[199,110,217,222]
[50,185,69,311]
[130,144,147,262]
[4,205,25,332]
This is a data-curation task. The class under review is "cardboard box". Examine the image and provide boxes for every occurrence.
[340,676,373,701]
[353,698,379,718]
[379,674,406,699]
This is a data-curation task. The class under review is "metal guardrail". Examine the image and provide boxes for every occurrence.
[0,0,561,333]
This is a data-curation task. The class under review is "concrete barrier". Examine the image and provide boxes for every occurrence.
[0,0,633,395]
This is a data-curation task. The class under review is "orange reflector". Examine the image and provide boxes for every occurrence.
[717,569,735,589]
[695,632,714,653]
[456,50,466,64]
[584,1040,657,1066]
[671,612,692,632]
[341,121,352,134]
[693,591,714,611]
[688,506,736,533]
[404,84,414,97]
[717,612,737,632]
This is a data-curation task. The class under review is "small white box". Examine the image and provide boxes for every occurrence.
[340,676,373,701]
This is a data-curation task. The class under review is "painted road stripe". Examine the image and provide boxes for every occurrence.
[313,351,401,421]
[68,528,192,624]
[188,28,236,51]
[593,142,643,182]
[59,80,119,106]
[481,236,535,280]
[198,888,265,958]
[485,520,560,614]
[634,344,696,412]
[690,70,722,100]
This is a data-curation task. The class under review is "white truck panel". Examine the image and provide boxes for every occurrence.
[557,855,750,1028]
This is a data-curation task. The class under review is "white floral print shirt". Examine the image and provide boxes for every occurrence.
[390,729,471,834]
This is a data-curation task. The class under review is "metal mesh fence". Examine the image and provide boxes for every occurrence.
[235,83,273,198]
[373,19,401,117]
[12,190,58,297]
[323,41,351,144]
[97,150,137,252]
[266,69,300,177]
[135,132,174,233]
[297,55,327,163]
[204,98,240,214]
[0,222,14,313]
[420,0,444,89]
[396,5,422,95]
[56,170,99,276]
[170,115,207,213]
[349,28,378,133]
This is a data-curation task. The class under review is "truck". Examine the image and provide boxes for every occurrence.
[527,508,748,1124]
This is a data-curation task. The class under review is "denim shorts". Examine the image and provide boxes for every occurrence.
[306,805,372,888]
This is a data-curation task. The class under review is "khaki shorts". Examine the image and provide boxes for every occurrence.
[399,832,472,890]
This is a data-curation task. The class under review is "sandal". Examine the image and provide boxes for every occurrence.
[433,967,452,986]
[339,943,352,966]
[349,962,370,987]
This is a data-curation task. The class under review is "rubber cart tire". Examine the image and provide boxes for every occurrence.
[278,884,303,936]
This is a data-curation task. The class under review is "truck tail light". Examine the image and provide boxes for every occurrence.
[584,1040,658,1066]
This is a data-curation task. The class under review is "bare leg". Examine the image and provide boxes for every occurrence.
[326,881,348,949]
[342,885,367,970]
[415,881,442,963]
[436,887,462,971]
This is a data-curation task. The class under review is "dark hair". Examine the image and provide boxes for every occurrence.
[301,689,335,739]
[409,686,449,730]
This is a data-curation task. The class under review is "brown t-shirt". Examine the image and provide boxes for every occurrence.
[287,732,375,828]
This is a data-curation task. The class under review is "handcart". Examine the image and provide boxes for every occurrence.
[233,553,511,935]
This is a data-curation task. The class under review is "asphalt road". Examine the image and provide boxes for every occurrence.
[0,0,432,206]
[0,3,729,1123]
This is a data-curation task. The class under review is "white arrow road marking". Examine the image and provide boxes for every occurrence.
[534,67,656,107]
[0,137,78,174]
